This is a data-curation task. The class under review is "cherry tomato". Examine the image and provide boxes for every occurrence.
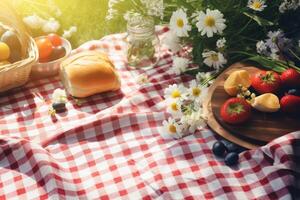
[35,37,53,60]
[48,33,62,47]
[49,46,66,61]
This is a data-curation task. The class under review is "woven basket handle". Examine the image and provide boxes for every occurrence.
[0,0,29,52]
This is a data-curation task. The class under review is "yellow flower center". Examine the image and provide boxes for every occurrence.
[204,16,215,27]
[211,53,219,62]
[168,124,177,134]
[176,18,184,28]
[170,102,178,111]
[171,90,181,98]
[252,1,262,9]
[192,87,201,97]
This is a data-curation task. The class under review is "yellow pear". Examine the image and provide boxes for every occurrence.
[224,70,251,96]
[251,93,280,113]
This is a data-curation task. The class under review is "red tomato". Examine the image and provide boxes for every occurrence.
[35,37,53,59]
[47,33,62,47]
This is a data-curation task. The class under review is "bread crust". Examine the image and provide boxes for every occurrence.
[60,51,121,98]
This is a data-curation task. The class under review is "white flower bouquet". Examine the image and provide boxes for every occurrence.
[162,0,300,76]
[107,0,300,77]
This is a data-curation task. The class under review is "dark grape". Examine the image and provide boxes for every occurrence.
[224,152,239,166]
[212,141,227,157]
[52,102,66,113]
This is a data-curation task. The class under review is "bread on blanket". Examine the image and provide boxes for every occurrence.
[60,50,121,98]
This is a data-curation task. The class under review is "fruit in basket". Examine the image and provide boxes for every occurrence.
[280,95,300,114]
[49,46,66,62]
[251,93,280,113]
[251,70,281,94]
[1,30,21,52]
[280,68,300,87]
[35,37,53,60]
[0,42,10,61]
[48,33,62,47]
[8,49,22,63]
[224,152,239,166]
[224,70,251,96]
[220,98,251,124]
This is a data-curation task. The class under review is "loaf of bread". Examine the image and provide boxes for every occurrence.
[60,51,121,98]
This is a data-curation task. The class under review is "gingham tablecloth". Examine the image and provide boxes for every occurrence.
[0,27,299,200]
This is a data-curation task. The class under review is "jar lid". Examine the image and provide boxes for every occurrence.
[127,15,154,37]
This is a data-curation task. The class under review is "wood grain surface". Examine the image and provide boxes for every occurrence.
[203,63,300,149]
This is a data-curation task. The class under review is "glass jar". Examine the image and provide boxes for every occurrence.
[126,16,160,69]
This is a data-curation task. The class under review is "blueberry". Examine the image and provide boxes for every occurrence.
[52,102,66,113]
[212,141,227,157]
[221,140,245,153]
[286,89,300,96]
[224,152,239,166]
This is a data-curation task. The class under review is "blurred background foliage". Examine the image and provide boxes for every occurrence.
[12,0,129,47]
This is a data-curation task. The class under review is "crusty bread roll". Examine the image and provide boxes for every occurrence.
[60,51,121,98]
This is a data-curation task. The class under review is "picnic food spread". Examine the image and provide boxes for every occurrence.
[60,50,121,98]
[35,34,67,63]
[0,0,299,199]
[0,30,22,64]
[220,67,300,126]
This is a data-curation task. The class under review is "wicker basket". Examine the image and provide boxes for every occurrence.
[0,1,38,92]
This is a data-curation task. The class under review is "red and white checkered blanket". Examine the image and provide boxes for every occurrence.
[0,27,299,200]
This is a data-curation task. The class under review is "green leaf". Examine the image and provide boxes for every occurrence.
[247,56,287,72]
[243,12,274,26]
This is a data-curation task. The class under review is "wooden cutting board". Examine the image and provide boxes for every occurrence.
[203,63,300,149]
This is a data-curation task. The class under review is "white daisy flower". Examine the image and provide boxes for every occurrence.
[279,0,300,13]
[164,84,187,99]
[256,40,268,54]
[196,9,226,38]
[166,100,183,119]
[189,80,208,102]
[23,14,46,30]
[196,71,215,86]
[181,110,207,133]
[163,118,183,138]
[169,8,191,37]
[202,51,227,70]
[216,38,226,49]
[171,56,189,75]
[141,0,164,18]
[52,88,67,103]
[42,18,60,33]
[163,31,182,53]
[62,26,77,39]
[247,0,267,12]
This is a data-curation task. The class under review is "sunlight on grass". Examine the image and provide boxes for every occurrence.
[12,0,127,47]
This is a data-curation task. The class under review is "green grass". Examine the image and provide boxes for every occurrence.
[13,0,128,48]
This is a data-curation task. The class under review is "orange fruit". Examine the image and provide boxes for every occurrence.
[35,37,53,60]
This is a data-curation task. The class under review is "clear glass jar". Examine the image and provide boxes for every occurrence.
[126,16,160,69]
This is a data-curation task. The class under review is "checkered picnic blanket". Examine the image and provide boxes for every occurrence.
[0,27,299,200]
